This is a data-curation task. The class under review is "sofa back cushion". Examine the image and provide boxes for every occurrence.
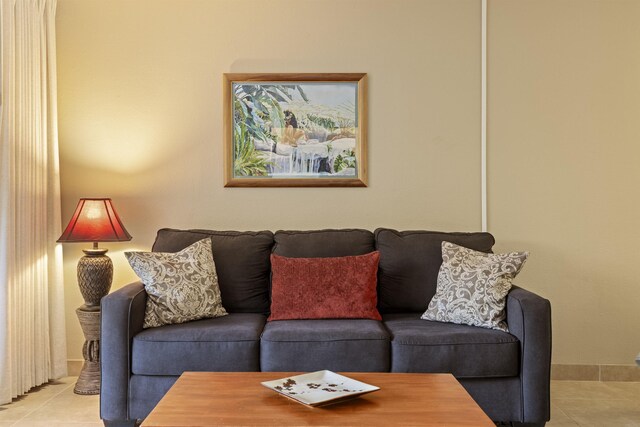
[152,229,274,314]
[273,229,375,257]
[375,228,495,313]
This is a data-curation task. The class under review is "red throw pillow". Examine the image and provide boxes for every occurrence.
[269,252,381,321]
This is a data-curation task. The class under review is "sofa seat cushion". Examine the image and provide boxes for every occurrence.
[261,319,390,372]
[383,313,519,378]
[132,313,266,375]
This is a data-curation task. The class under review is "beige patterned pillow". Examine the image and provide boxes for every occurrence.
[421,241,528,332]
[125,238,227,328]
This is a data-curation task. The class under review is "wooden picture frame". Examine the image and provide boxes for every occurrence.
[223,73,367,187]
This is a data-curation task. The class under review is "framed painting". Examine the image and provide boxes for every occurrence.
[223,73,367,187]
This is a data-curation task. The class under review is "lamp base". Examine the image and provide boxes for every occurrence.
[77,249,113,307]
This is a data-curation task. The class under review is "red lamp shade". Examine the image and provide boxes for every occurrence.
[57,198,132,243]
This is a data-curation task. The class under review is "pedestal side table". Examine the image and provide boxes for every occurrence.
[74,307,101,395]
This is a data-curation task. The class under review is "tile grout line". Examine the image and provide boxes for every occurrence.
[552,404,579,426]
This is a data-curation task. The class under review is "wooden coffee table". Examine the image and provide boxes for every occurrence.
[141,372,493,426]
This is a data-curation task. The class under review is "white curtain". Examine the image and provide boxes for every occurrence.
[0,0,67,404]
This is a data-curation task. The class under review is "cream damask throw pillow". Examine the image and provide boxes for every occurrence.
[421,241,528,332]
[125,238,227,328]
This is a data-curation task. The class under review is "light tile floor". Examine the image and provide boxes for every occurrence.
[0,377,100,426]
[549,381,640,426]
[0,377,639,426]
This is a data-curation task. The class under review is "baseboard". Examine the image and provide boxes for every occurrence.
[67,359,83,377]
[552,364,640,381]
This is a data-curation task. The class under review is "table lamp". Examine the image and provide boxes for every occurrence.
[57,198,132,310]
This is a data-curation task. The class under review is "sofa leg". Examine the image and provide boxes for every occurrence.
[102,420,140,427]
[510,423,546,427]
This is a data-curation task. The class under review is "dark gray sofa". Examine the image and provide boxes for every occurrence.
[101,228,551,427]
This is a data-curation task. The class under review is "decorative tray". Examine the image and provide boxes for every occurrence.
[261,370,380,407]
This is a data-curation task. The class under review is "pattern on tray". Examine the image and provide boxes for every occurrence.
[273,377,365,396]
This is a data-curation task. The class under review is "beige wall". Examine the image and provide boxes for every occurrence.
[56,0,640,365]
[488,0,640,365]
[56,0,482,360]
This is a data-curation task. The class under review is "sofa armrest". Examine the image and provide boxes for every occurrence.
[507,285,552,424]
[100,281,147,422]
